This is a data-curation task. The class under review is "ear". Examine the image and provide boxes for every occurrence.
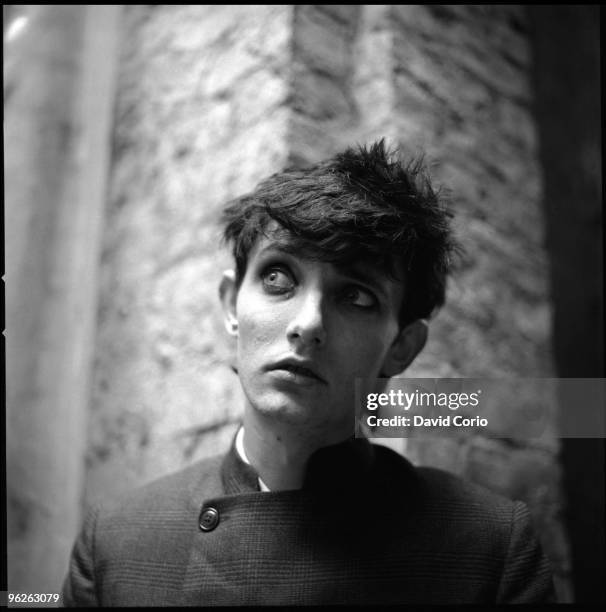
[219,269,239,336]
[380,319,428,377]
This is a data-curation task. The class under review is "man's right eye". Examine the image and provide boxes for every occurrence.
[261,267,295,294]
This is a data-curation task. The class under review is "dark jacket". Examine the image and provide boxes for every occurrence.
[62,437,555,605]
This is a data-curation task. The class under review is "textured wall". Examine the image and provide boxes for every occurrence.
[84,4,570,600]
[86,5,292,502]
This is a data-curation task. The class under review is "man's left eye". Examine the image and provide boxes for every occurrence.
[344,286,376,308]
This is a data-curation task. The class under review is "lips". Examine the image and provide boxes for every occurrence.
[266,358,326,383]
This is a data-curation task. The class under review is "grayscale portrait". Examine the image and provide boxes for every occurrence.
[5,5,603,606]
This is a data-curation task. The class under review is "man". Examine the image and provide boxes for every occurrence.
[62,140,555,605]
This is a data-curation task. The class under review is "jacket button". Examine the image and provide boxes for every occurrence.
[199,507,220,532]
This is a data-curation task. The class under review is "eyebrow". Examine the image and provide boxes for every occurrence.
[336,264,390,298]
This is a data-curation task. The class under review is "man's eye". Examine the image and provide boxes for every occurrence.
[261,268,295,293]
[344,286,377,308]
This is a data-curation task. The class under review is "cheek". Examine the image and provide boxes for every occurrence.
[333,325,395,377]
[236,300,284,359]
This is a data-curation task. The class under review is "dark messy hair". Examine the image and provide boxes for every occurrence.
[221,139,460,327]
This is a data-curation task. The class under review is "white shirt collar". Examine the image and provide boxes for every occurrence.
[235,426,270,492]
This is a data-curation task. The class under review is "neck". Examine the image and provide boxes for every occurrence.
[242,409,350,491]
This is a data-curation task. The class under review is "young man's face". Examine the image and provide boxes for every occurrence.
[221,234,426,445]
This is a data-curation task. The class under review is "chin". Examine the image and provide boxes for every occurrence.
[254,394,317,422]
[249,391,353,439]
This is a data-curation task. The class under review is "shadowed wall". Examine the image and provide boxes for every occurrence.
[529,5,603,604]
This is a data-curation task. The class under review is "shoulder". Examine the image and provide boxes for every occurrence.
[369,444,555,603]
[417,463,517,517]
[84,453,225,551]
[62,454,227,606]
[370,443,522,531]
[95,453,223,517]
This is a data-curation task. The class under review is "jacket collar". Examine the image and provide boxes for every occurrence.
[220,427,376,495]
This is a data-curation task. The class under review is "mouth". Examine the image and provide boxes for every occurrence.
[266,359,327,384]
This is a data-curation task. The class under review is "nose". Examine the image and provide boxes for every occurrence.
[286,289,327,348]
